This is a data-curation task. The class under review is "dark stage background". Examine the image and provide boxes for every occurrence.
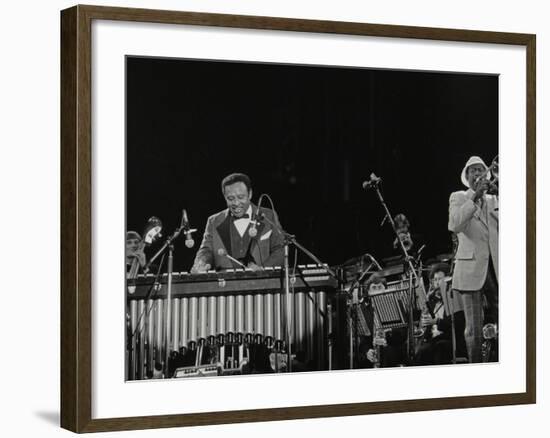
[126,56,498,272]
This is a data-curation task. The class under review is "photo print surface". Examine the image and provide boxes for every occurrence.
[125,56,498,380]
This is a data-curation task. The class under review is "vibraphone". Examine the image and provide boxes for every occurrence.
[126,265,337,379]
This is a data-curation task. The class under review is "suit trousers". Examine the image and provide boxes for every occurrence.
[459,259,498,363]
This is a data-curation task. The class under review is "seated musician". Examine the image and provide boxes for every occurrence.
[191,173,284,272]
[360,273,406,368]
[356,273,382,368]
[415,263,468,365]
[126,231,146,274]
[372,214,425,367]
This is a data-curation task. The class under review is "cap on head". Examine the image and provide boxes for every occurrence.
[460,156,490,188]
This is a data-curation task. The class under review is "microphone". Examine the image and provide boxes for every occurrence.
[248,195,264,238]
[182,209,197,249]
[217,248,247,269]
[362,173,382,190]
[185,234,195,249]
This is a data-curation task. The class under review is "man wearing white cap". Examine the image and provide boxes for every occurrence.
[448,156,498,363]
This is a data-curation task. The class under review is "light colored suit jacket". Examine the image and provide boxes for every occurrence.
[448,189,498,291]
[192,205,284,271]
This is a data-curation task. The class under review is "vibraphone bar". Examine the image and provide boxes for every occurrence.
[126,265,337,379]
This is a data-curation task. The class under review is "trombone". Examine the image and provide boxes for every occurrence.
[476,155,499,195]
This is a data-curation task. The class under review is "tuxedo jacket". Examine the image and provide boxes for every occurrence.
[448,189,499,291]
[192,205,285,270]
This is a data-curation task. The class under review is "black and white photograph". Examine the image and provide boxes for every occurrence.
[2,0,544,435]
[125,56,499,380]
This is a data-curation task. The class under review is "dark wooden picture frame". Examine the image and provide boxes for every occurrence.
[61,4,536,433]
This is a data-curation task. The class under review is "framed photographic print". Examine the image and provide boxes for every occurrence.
[60,4,536,433]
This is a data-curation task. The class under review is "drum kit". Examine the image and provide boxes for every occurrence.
[337,249,455,286]
[336,231,459,369]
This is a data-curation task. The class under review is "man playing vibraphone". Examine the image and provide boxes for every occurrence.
[191,172,284,272]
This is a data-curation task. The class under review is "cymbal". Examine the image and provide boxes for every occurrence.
[338,255,367,267]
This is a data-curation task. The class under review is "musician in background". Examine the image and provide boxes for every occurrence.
[392,213,426,260]
[415,263,467,365]
[356,273,381,368]
[393,214,412,252]
[389,213,427,354]
[360,273,406,368]
[191,173,285,272]
[126,230,147,379]
[448,156,498,363]
[126,231,146,273]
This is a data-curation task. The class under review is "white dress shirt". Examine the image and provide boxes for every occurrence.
[233,205,252,237]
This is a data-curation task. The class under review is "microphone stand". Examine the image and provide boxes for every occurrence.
[345,258,377,369]
[259,212,340,373]
[366,180,419,365]
[144,218,187,378]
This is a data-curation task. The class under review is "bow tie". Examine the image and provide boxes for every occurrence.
[232,213,250,221]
